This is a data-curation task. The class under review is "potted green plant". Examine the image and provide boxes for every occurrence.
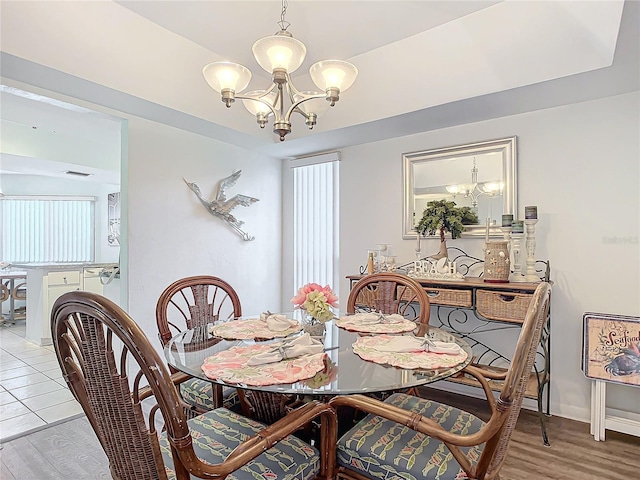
[416,200,478,259]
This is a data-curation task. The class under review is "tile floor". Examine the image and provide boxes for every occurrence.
[0,321,84,442]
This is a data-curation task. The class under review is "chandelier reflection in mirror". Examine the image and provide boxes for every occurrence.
[445,158,504,212]
[202,0,358,141]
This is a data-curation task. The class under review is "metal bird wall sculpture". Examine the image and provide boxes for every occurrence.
[184,170,259,241]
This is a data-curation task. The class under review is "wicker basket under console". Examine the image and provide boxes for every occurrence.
[476,289,533,323]
[397,286,472,307]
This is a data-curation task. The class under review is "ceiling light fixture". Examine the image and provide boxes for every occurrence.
[202,0,358,141]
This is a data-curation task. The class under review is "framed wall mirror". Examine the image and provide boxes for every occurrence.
[403,136,517,238]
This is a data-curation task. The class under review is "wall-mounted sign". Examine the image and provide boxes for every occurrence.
[582,312,640,387]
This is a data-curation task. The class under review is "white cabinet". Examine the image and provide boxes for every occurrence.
[82,268,105,295]
[16,263,117,346]
[19,264,107,346]
[24,268,82,346]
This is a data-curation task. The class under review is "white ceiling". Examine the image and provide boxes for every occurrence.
[0,86,123,184]
[0,0,638,171]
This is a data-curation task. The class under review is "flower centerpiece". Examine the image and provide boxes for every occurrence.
[291,283,338,335]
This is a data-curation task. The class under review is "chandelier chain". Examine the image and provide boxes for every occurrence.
[277,0,291,31]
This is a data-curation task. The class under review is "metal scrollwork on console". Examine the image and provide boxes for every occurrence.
[184,170,259,241]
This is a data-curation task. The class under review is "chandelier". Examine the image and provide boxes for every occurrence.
[445,158,503,210]
[202,0,358,141]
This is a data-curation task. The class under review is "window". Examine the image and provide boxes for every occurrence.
[1,196,95,263]
[291,152,340,293]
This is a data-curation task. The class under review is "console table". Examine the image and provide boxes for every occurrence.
[347,263,552,445]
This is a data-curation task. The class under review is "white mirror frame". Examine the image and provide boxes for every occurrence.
[403,136,517,239]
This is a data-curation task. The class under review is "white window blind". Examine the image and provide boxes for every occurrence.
[291,153,340,293]
[1,196,95,263]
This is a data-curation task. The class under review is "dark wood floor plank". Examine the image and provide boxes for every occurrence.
[55,417,110,471]
[0,437,64,480]
[0,459,17,480]
[27,425,109,478]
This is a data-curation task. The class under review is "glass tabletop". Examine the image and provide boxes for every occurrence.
[164,316,473,397]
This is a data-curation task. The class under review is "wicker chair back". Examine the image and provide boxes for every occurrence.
[346,273,431,324]
[51,291,189,479]
[156,275,242,347]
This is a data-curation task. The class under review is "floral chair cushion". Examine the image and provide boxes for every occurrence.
[160,407,320,480]
[179,377,239,411]
[337,393,485,480]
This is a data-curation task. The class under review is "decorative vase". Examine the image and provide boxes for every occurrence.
[302,314,326,337]
[483,240,510,283]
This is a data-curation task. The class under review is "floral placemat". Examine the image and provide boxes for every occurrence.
[352,334,468,370]
[201,342,327,386]
[336,315,417,334]
[209,318,302,340]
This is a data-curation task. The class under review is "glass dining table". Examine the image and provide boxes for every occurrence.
[163,314,473,399]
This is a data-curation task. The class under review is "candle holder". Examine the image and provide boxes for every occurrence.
[524,219,541,282]
[509,230,526,282]
[501,225,512,248]
[501,214,513,262]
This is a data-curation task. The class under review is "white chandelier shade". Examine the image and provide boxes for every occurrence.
[252,34,307,73]
[242,90,277,117]
[309,60,358,93]
[201,0,357,141]
[202,62,252,94]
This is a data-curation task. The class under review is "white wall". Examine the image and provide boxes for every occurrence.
[338,92,640,422]
[125,117,282,352]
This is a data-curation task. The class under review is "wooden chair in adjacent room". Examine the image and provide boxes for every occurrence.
[11,281,27,320]
[51,291,336,480]
[0,282,10,325]
[329,282,552,480]
[346,272,431,324]
[156,275,300,423]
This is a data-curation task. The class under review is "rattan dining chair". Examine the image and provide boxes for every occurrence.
[156,275,301,423]
[52,291,336,480]
[156,275,243,412]
[346,272,431,324]
[0,282,10,324]
[330,282,552,480]
[11,280,27,320]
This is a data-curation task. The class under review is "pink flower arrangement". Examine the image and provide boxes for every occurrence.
[290,283,339,322]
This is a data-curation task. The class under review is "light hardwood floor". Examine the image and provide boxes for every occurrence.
[1,389,638,479]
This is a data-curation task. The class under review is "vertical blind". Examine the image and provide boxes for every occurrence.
[1,196,95,263]
[292,155,339,294]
